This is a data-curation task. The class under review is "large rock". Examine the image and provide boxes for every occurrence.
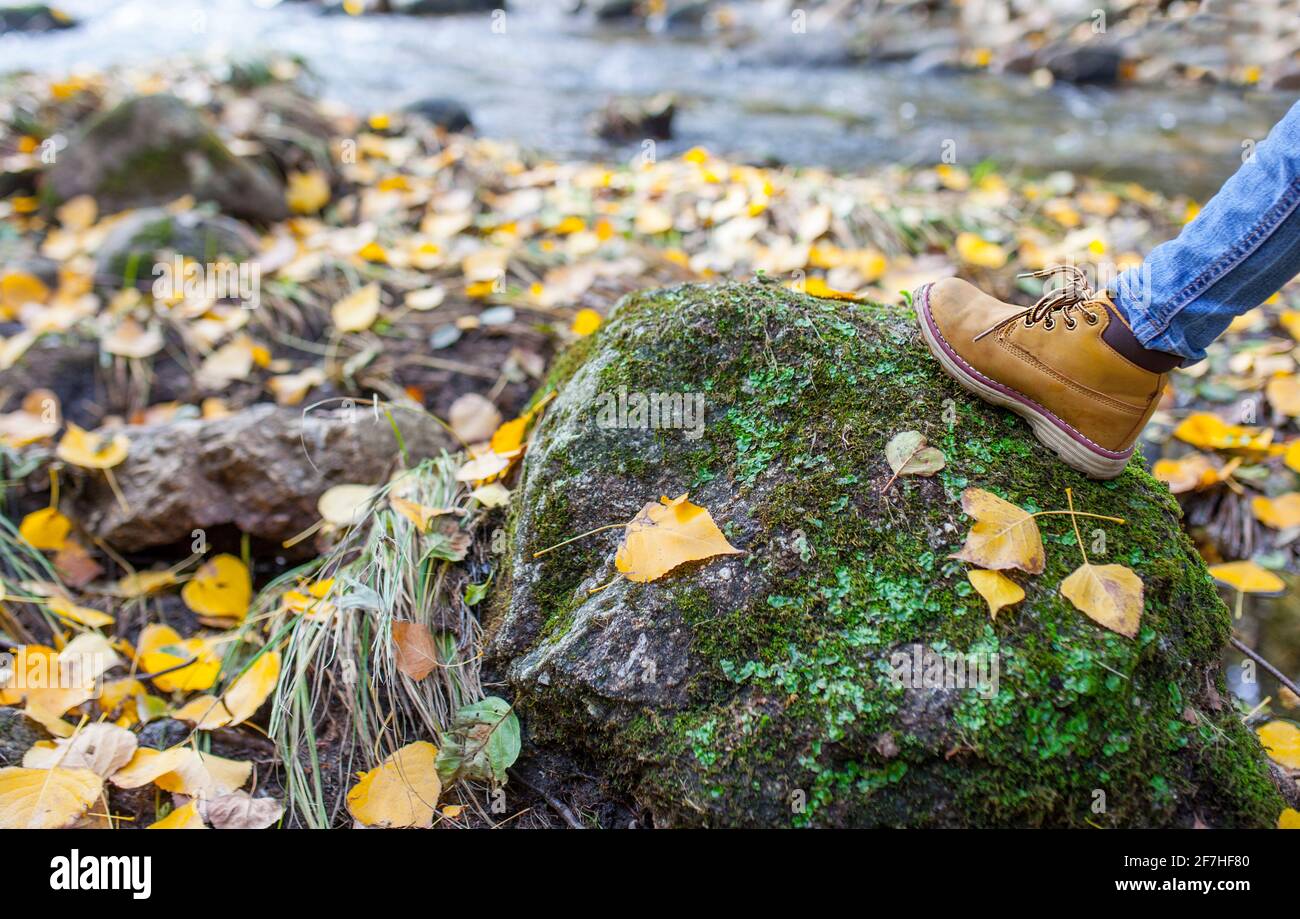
[44,95,288,223]
[403,97,473,133]
[489,282,1289,828]
[67,404,454,552]
[1044,44,1124,85]
[591,94,675,143]
[0,4,75,34]
[94,208,260,285]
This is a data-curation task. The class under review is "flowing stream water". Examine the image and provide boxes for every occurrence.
[2,0,1295,197]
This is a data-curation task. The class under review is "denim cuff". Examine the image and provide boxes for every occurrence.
[1110,285,1205,366]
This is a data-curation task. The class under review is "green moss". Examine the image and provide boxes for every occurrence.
[98,147,194,202]
[507,282,1285,827]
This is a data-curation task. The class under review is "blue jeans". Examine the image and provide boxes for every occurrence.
[1113,99,1300,363]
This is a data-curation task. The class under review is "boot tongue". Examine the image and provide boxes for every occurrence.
[1098,294,1182,373]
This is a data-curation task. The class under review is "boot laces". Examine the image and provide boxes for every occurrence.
[974,265,1104,341]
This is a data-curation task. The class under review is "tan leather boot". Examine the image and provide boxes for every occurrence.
[915,266,1177,479]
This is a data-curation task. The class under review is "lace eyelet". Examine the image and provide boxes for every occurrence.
[1064,318,1077,330]
[1085,312,1099,325]
[1043,319,1056,331]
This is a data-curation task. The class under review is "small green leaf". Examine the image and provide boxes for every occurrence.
[464,579,491,606]
[883,430,946,488]
[436,696,520,785]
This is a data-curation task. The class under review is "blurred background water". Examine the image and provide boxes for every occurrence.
[1,0,1294,197]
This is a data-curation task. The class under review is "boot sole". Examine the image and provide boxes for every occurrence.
[914,283,1131,480]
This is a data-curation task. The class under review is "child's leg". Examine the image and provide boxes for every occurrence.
[1112,100,1300,364]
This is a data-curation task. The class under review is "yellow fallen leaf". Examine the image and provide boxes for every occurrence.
[1207,560,1285,594]
[0,388,60,447]
[97,677,146,718]
[331,283,381,333]
[136,622,183,659]
[571,308,602,336]
[1043,198,1081,228]
[955,232,1008,269]
[454,452,510,484]
[47,595,114,629]
[286,169,331,214]
[110,746,191,788]
[490,415,530,456]
[24,687,89,737]
[267,366,326,406]
[181,554,251,622]
[448,392,501,443]
[21,722,137,777]
[279,578,337,622]
[634,203,673,235]
[967,569,1024,621]
[1173,413,1272,452]
[102,318,164,359]
[614,493,742,583]
[221,651,281,727]
[0,766,102,829]
[346,741,442,828]
[56,423,128,470]
[0,271,50,312]
[173,694,230,730]
[0,331,37,372]
[56,194,97,231]
[148,801,207,829]
[115,569,178,598]
[195,336,256,390]
[112,746,251,798]
[318,484,375,527]
[471,482,511,508]
[1280,808,1300,829]
[1152,453,1239,494]
[802,276,859,301]
[1256,720,1300,769]
[462,248,509,282]
[1060,563,1144,638]
[405,285,445,310]
[1267,375,1300,417]
[935,164,969,191]
[137,624,222,692]
[950,488,1045,574]
[59,632,122,686]
[19,507,71,551]
[390,495,454,532]
[357,241,388,264]
[1251,493,1300,529]
[140,639,222,692]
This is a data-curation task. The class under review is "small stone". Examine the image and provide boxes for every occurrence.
[479,306,516,327]
[65,404,453,553]
[429,325,463,349]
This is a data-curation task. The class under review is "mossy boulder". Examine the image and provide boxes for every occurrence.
[488,281,1288,828]
[93,207,260,286]
[44,94,288,222]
